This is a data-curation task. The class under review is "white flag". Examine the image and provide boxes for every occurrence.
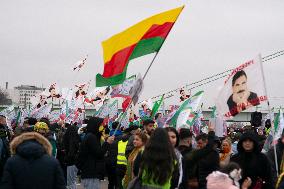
[168,91,204,129]
[216,55,267,118]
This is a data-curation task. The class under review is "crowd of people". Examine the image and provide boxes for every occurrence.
[0,113,284,189]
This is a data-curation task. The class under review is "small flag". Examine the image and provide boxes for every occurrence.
[73,55,88,71]
[274,109,284,139]
[168,91,204,129]
[110,75,136,98]
[151,94,164,118]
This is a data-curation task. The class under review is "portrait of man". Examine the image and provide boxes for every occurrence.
[179,89,190,102]
[75,84,87,98]
[36,94,47,109]
[47,84,61,99]
[227,70,260,116]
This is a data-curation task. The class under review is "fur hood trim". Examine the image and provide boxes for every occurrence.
[10,132,52,156]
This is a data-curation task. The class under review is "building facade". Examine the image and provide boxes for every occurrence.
[13,85,45,108]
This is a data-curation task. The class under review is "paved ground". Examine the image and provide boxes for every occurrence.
[76,180,108,189]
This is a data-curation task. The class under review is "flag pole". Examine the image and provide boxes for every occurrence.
[259,54,279,176]
[142,6,184,80]
[112,6,185,135]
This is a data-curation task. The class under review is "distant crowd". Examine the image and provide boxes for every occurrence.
[0,114,283,189]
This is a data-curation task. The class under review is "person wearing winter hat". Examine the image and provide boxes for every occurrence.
[231,131,273,189]
[76,117,114,189]
[34,121,57,157]
[1,132,66,189]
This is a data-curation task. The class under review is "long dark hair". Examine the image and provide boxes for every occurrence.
[140,128,176,185]
[165,127,180,147]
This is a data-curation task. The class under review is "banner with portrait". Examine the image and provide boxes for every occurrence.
[216,55,267,118]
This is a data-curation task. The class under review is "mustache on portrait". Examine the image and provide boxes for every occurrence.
[237,90,245,94]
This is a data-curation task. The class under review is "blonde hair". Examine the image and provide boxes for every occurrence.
[135,130,148,144]
[222,137,232,146]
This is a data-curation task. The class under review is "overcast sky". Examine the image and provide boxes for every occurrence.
[0,0,283,109]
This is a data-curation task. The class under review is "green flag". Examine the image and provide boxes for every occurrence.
[15,109,22,128]
[211,106,217,118]
[151,94,164,118]
[274,110,280,133]
[168,91,204,129]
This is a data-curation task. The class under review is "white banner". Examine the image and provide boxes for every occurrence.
[216,55,267,118]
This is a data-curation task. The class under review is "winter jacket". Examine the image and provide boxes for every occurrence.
[266,138,284,186]
[177,145,192,157]
[0,124,10,179]
[231,131,273,189]
[0,132,66,189]
[206,171,238,189]
[178,145,194,189]
[179,131,219,189]
[77,132,110,179]
[63,125,80,166]
[109,129,122,137]
[197,146,219,189]
[0,137,9,179]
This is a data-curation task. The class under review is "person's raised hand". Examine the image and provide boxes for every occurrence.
[208,121,215,132]
[241,177,252,189]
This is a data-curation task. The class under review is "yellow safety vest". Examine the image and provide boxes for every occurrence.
[117,140,128,165]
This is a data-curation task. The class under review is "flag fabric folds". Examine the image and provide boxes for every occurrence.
[96,6,184,87]
[216,55,268,118]
[274,109,284,140]
[168,91,204,129]
[150,94,164,118]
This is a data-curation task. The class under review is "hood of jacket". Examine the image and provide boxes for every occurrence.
[237,131,261,153]
[10,132,52,158]
[86,117,104,134]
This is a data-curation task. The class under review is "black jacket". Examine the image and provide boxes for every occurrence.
[0,132,66,189]
[77,132,109,179]
[177,145,192,157]
[63,125,80,166]
[180,131,219,189]
[197,132,219,189]
[231,132,273,189]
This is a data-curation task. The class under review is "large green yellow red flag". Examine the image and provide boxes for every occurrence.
[96,6,184,87]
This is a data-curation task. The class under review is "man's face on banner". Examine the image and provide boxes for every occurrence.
[40,95,46,102]
[232,75,248,98]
